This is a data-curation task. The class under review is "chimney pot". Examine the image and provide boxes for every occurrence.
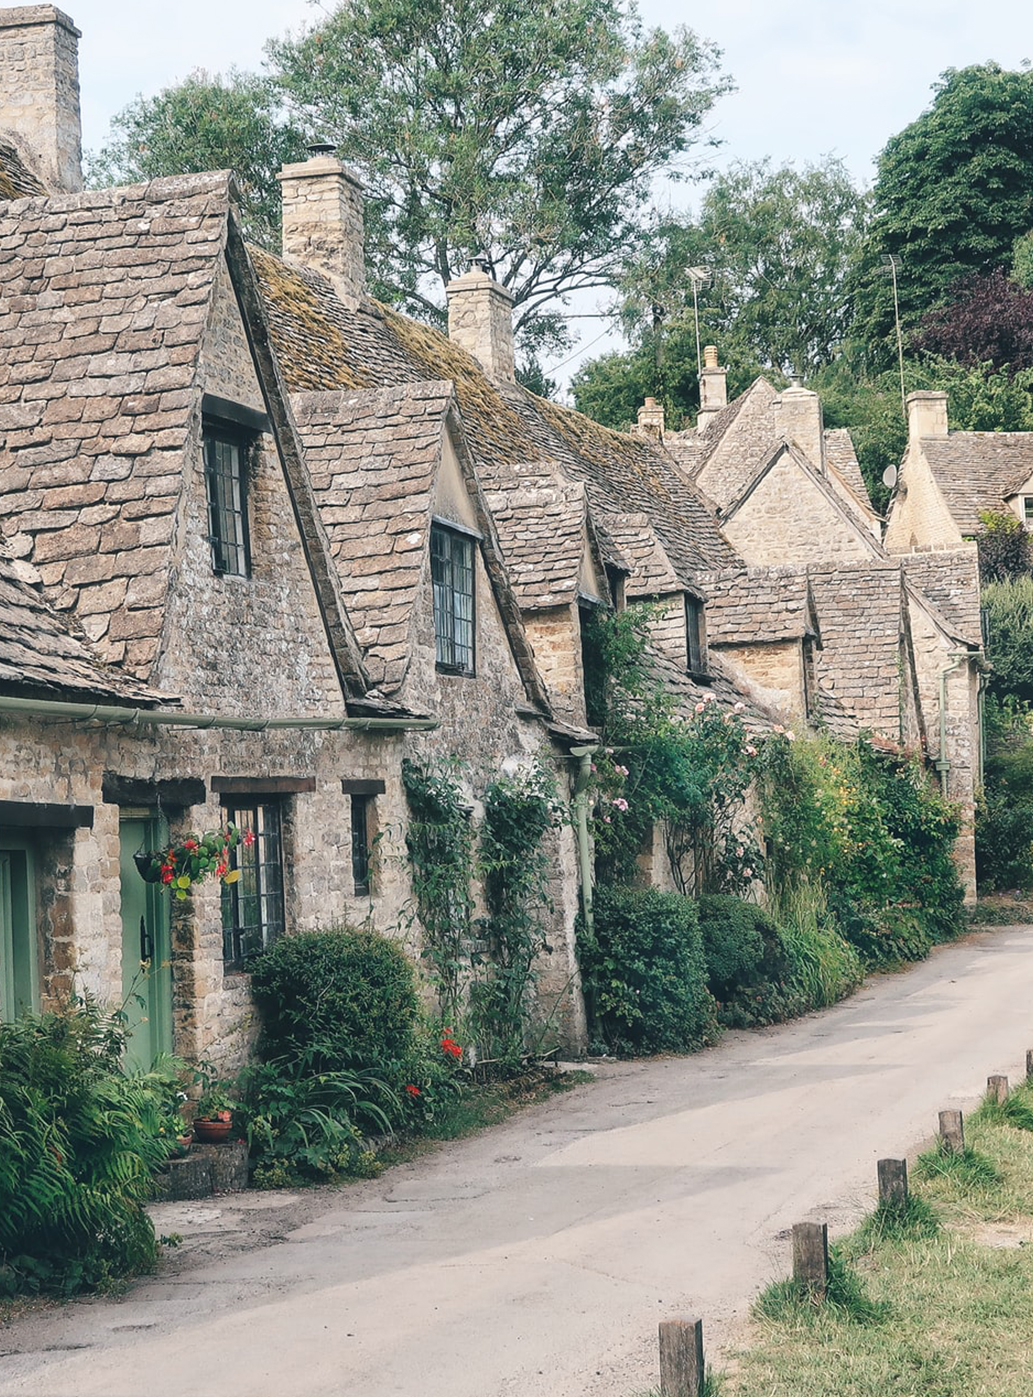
[307,141,336,156]
[278,153,366,305]
[0,5,83,192]
[697,347,728,433]
[445,262,515,382]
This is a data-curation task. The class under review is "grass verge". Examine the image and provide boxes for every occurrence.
[727,1081,1032,1397]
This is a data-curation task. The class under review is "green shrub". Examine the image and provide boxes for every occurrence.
[0,999,171,1296]
[249,925,419,1074]
[977,697,1033,892]
[236,1046,398,1183]
[577,886,718,1055]
[697,893,766,996]
[771,881,865,1009]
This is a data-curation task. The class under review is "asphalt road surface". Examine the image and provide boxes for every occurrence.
[1,922,1029,1398]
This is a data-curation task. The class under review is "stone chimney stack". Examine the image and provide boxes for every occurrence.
[445,259,515,382]
[635,396,665,440]
[277,149,365,305]
[774,379,825,471]
[906,390,949,443]
[0,6,82,192]
[696,344,727,432]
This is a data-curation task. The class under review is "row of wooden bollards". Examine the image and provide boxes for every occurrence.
[656,1061,1030,1396]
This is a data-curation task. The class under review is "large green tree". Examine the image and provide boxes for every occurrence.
[267,0,730,350]
[851,64,1033,357]
[571,156,867,425]
[87,70,309,247]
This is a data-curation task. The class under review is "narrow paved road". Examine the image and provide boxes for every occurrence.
[1,924,1029,1398]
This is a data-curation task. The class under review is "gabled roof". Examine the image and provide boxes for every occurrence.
[721,439,884,560]
[291,381,550,709]
[672,377,780,505]
[484,464,608,611]
[0,549,168,704]
[0,173,233,676]
[920,434,1032,535]
[0,172,373,705]
[900,549,982,649]
[598,512,683,597]
[251,249,739,589]
[702,566,819,645]
[824,428,877,523]
[807,560,907,739]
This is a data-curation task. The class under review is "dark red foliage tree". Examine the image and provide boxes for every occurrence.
[914,268,1033,372]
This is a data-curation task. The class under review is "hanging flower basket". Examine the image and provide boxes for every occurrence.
[134,825,254,900]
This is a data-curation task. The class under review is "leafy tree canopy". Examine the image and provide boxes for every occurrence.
[571,156,866,426]
[913,267,1032,373]
[87,70,310,247]
[265,0,731,352]
[852,63,1033,355]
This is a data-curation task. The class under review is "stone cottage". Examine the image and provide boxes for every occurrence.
[0,3,991,1076]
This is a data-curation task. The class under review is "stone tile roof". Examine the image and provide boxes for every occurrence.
[824,428,876,520]
[0,548,167,703]
[807,560,906,739]
[0,136,46,200]
[921,433,1033,535]
[484,464,601,610]
[598,512,682,597]
[901,548,982,648]
[0,172,233,677]
[643,644,776,735]
[290,382,452,692]
[251,249,739,590]
[702,566,817,645]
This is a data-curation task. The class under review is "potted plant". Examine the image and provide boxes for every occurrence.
[192,1086,240,1144]
[134,825,254,900]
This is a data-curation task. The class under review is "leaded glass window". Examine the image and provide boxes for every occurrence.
[431,523,475,673]
[221,800,284,968]
[204,428,250,577]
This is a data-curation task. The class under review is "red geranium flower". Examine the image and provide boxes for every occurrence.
[404,1084,421,1097]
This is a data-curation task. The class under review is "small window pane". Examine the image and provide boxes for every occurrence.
[351,795,372,896]
[431,524,475,673]
[686,597,707,675]
[221,800,284,968]
[204,429,250,577]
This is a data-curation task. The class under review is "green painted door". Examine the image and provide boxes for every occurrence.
[119,814,173,1072]
[0,836,38,1020]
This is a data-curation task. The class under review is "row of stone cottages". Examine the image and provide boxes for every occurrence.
[1,5,1022,1068]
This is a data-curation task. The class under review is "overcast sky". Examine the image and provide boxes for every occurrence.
[69,0,1031,388]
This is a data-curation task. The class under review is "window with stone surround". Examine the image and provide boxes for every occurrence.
[204,426,251,577]
[201,395,269,579]
[686,595,709,679]
[431,522,475,674]
[220,799,285,968]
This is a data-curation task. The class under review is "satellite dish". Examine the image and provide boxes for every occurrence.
[882,464,898,488]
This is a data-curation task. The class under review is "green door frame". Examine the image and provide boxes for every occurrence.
[0,834,39,1020]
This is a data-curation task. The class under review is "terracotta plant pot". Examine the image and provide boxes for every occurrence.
[192,1117,233,1144]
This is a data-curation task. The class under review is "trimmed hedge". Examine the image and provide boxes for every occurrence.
[578,886,717,1055]
[249,926,419,1072]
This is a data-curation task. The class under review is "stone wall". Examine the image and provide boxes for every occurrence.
[712,640,806,719]
[884,444,964,554]
[724,452,874,567]
[523,603,587,725]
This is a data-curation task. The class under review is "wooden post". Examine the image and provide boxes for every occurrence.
[792,1222,829,1297]
[1026,1048,1032,1082]
[938,1109,965,1153]
[658,1317,704,1398]
[987,1074,1009,1104]
[877,1158,908,1206]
